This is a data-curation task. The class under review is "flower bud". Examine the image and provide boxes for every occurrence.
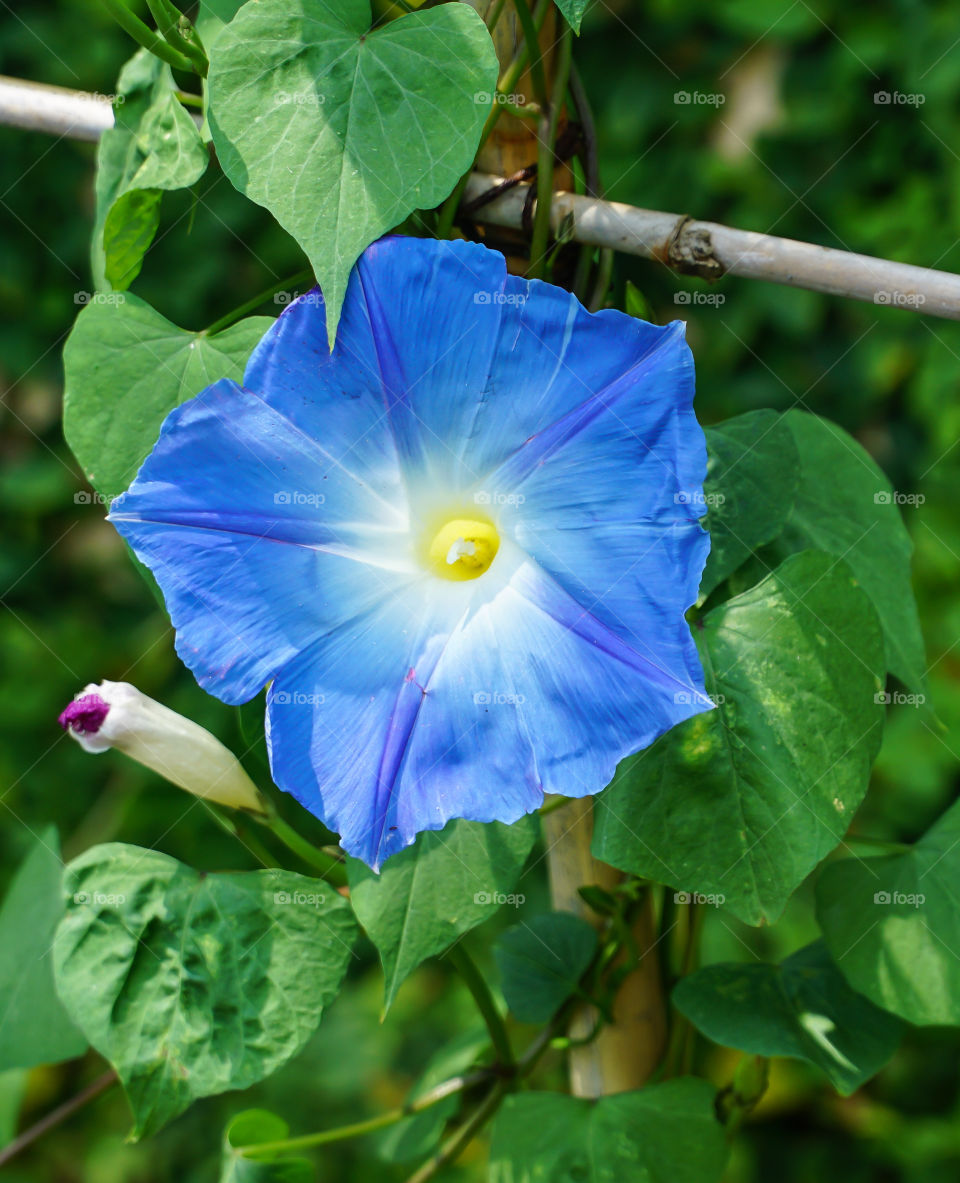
[59,681,267,815]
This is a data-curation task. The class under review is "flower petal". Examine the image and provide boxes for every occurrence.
[488,318,709,642]
[266,543,710,869]
[110,380,412,704]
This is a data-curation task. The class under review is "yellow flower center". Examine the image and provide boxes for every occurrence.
[426,517,500,581]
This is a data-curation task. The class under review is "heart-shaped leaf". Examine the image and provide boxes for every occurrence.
[207,0,498,342]
[54,844,358,1137]
[347,816,537,1012]
[63,293,272,501]
[817,797,960,1026]
[489,1080,728,1183]
[593,550,886,925]
[673,941,902,1094]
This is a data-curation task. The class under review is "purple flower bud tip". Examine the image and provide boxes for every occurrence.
[59,694,110,735]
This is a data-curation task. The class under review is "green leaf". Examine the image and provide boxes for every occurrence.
[376,1027,489,1163]
[0,1070,27,1148]
[63,293,272,501]
[207,0,498,343]
[53,843,358,1138]
[0,827,87,1071]
[346,816,537,1012]
[772,411,926,690]
[673,941,902,1094]
[624,279,652,322]
[554,0,589,34]
[489,1079,728,1183]
[221,1110,313,1183]
[700,410,800,599]
[494,912,597,1024]
[102,190,163,290]
[593,550,886,925]
[93,50,208,290]
[816,798,960,1026]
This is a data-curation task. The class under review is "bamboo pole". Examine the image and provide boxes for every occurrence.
[543,799,666,1095]
[2,74,958,319]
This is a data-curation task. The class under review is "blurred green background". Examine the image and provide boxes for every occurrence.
[2,0,959,1179]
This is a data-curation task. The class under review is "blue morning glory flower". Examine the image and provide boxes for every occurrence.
[108,236,712,869]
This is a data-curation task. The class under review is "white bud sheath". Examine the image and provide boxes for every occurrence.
[59,680,267,815]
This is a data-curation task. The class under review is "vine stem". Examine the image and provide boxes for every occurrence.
[98,0,197,74]
[402,1080,507,1183]
[240,1069,492,1158]
[202,267,315,336]
[663,899,704,1077]
[446,943,514,1069]
[259,809,347,885]
[528,21,572,278]
[0,1071,117,1168]
[144,0,207,75]
[509,0,547,109]
[434,0,550,239]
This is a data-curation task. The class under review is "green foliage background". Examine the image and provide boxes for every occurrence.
[2,1,960,1179]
